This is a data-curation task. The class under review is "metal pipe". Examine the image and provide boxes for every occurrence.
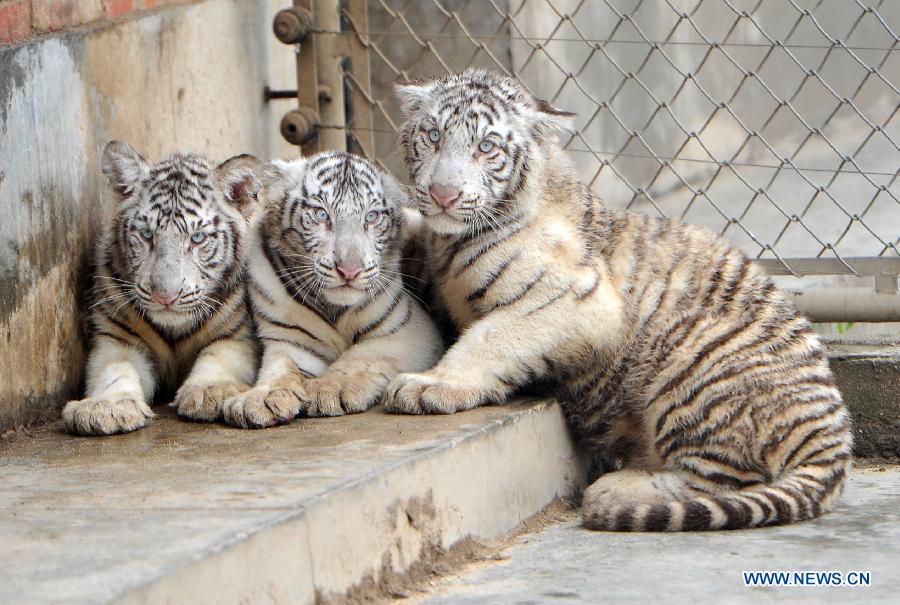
[782,288,900,323]
[755,257,900,278]
[264,87,299,101]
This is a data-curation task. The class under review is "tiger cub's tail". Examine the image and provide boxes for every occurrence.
[581,453,851,531]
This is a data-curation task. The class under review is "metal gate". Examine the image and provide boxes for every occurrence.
[267,0,900,322]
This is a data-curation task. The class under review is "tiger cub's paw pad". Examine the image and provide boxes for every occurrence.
[303,372,387,417]
[63,395,154,436]
[382,372,482,415]
[222,383,302,429]
[173,383,243,422]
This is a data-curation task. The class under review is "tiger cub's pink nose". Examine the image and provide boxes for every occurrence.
[336,264,363,281]
[151,291,178,306]
[429,184,462,209]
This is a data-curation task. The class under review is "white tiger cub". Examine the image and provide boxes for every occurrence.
[388,69,852,531]
[222,151,443,429]
[63,141,261,436]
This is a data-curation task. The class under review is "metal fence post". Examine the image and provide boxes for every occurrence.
[272,0,374,155]
[342,0,375,157]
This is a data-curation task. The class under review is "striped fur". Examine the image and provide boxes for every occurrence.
[222,152,443,429]
[63,140,260,435]
[388,69,852,531]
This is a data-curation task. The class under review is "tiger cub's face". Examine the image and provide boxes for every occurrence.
[102,141,261,331]
[262,152,411,307]
[396,68,574,237]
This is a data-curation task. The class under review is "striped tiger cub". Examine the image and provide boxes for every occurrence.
[388,69,852,531]
[222,152,443,429]
[63,141,260,436]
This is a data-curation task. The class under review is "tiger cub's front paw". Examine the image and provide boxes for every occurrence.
[303,370,389,417]
[63,395,154,436]
[222,378,304,429]
[382,371,488,415]
[173,383,244,422]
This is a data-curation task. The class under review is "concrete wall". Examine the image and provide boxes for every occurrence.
[0,0,297,431]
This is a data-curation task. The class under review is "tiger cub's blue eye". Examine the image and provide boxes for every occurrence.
[365,210,380,224]
[428,128,441,143]
[314,208,329,222]
[478,139,495,154]
[139,228,153,240]
[190,231,207,244]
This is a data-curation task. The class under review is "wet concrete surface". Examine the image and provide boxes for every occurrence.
[0,401,582,605]
[409,466,900,605]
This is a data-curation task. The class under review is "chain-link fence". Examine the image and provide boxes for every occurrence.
[272,0,900,320]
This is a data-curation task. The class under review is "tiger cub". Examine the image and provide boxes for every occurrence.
[387,68,852,531]
[222,152,443,429]
[63,141,260,436]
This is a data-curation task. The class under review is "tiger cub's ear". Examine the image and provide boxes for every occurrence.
[530,99,576,139]
[380,169,413,209]
[101,140,149,201]
[394,78,438,115]
[381,169,420,242]
[216,154,263,219]
[260,158,307,206]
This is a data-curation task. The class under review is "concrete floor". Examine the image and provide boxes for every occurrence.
[410,467,900,605]
[0,402,582,605]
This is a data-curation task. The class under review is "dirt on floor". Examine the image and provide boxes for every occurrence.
[316,498,579,605]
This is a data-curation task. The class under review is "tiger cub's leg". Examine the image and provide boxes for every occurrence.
[63,336,156,435]
[384,293,616,414]
[303,344,398,417]
[222,341,312,429]
[304,318,439,417]
[173,331,257,422]
[383,316,520,414]
[303,355,396,417]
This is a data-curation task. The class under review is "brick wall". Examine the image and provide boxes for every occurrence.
[0,0,193,45]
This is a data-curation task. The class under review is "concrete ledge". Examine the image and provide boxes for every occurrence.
[828,344,900,459]
[0,401,584,605]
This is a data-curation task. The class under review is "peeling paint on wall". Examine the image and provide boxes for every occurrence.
[0,38,94,431]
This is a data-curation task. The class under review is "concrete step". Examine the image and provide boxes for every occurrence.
[827,344,900,459]
[405,466,900,604]
[0,402,584,605]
